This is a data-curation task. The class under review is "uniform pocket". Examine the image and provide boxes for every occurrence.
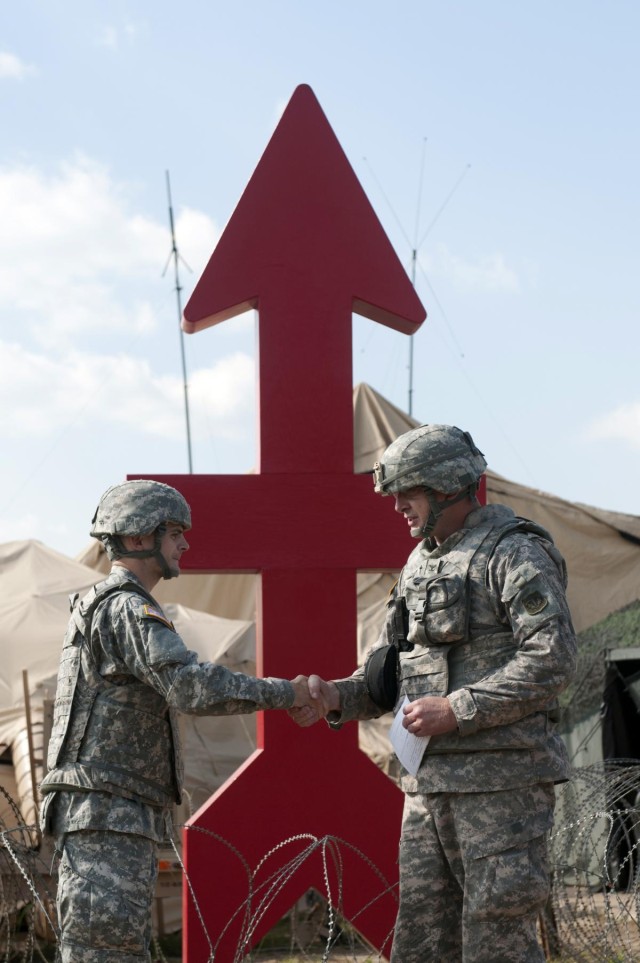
[420,573,468,643]
[462,783,555,922]
[465,834,550,922]
[58,831,157,954]
[399,647,449,701]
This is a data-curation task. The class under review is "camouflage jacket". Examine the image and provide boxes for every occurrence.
[331,504,577,792]
[41,568,294,809]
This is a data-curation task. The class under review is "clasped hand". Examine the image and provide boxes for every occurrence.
[288,674,340,727]
[287,680,457,736]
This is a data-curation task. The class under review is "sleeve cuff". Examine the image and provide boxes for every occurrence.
[447,688,478,735]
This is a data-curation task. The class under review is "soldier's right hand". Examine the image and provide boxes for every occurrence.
[287,674,340,727]
[308,674,340,713]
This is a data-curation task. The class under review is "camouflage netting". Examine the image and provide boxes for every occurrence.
[559,599,640,728]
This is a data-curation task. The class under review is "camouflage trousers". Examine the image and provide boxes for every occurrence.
[391,783,555,963]
[55,830,158,963]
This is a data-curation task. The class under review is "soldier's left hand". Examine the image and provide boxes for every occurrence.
[402,696,457,737]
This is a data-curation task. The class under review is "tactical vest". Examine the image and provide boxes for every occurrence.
[41,577,183,807]
[397,512,565,758]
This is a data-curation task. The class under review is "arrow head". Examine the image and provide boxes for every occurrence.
[183,84,426,335]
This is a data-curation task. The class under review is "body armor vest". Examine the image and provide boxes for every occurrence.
[41,577,183,807]
[397,513,564,757]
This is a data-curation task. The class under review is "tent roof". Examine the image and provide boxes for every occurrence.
[76,382,640,635]
[0,539,98,602]
[0,541,98,713]
[485,470,640,633]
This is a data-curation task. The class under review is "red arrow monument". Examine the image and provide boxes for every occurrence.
[142,85,426,960]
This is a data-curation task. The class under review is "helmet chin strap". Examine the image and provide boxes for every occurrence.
[417,486,476,539]
[149,525,175,579]
[105,524,177,580]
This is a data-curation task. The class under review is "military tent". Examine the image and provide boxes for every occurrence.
[2,382,639,932]
[77,382,640,638]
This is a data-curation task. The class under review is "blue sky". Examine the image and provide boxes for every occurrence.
[1,1,639,557]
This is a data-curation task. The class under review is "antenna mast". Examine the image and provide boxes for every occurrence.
[408,249,417,416]
[408,158,470,415]
[408,138,428,416]
[164,170,193,473]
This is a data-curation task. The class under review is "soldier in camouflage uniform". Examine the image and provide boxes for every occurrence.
[291,425,577,963]
[40,480,314,963]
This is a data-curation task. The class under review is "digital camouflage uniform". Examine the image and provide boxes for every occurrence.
[41,566,295,963]
[330,502,577,963]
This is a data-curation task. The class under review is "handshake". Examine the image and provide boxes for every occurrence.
[287,675,458,737]
[287,674,341,727]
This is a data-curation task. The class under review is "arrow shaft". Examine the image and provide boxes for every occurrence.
[258,566,357,675]
[256,291,354,473]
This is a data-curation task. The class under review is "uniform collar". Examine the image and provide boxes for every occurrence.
[463,503,515,531]
[422,503,515,556]
[108,565,147,589]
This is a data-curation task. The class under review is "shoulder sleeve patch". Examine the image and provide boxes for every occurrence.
[501,563,562,639]
[140,604,175,632]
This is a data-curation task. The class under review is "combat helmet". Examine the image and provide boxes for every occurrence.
[91,479,191,579]
[373,425,486,538]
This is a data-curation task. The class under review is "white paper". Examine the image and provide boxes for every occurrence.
[390,695,430,776]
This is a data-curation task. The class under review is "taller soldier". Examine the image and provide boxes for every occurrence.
[291,425,577,963]
[41,479,315,963]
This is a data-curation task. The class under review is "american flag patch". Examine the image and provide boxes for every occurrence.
[141,604,175,631]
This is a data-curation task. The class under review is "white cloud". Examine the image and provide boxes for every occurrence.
[0,156,164,274]
[173,207,218,280]
[0,156,219,347]
[190,353,255,432]
[588,402,640,449]
[0,52,36,80]
[431,243,520,292]
[0,341,254,441]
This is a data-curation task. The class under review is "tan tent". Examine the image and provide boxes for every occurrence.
[77,381,640,636]
[0,542,98,736]
[354,383,640,634]
[485,475,640,634]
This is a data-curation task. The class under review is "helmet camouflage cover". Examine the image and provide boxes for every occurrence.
[373,424,487,496]
[91,479,191,539]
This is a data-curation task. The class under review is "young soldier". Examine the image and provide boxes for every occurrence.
[41,479,314,963]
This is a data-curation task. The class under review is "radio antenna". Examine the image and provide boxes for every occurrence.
[408,137,428,416]
[408,149,470,416]
[162,170,194,473]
